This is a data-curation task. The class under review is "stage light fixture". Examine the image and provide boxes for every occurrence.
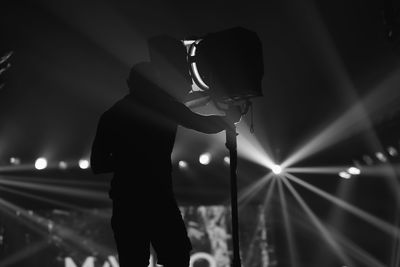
[387,146,398,156]
[347,167,361,175]
[149,27,263,109]
[339,171,351,179]
[362,155,373,165]
[59,161,68,170]
[199,153,211,165]
[224,156,230,165]
[35,157,47,170]
[79,159,90,169]
[178,160,188,168]
[375,152,387,162]
[184,27,264,105]
[271,164,282,175]
[10,157,20,165]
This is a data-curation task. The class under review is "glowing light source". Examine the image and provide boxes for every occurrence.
[199,153,211,165]
[347,167,361,175]
[387,146,398,156]
[272,164,282,174]
[35,158,48,170]
[79,159,90,169]
[375,152,387,162]
[10,157,21,165]
[178,160,188,168]
[362,155,373,165]
[59,161,68,170]
[339,171,351,179]
[224,156,230,164]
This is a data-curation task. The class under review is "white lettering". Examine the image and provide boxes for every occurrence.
[65,256,95,267]
[190,252,217,267]
[65,253,216,267]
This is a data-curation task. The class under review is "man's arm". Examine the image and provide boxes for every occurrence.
[90,112,114,174]
[168,99,241,134]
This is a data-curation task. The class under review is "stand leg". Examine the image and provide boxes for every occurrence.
[226,125,241,267]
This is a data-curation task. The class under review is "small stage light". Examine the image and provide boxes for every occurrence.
[362,155,373,165]
[59,161,68,170]
[347,167,361,175]
[375,152,387,162]
[339,171,351,179]
[10,157,20,165]
[199,153,211,165]
[271,164,282,175]
[387,146,398,156]
[224,156,230,165]
[35,157,48,170]
[178,160,188,168]
[79,159,90,169]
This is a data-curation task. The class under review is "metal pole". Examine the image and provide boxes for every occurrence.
[226,124,241,267]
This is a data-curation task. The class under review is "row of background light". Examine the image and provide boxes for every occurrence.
[8,157,90,170]
[6,154,230,171]
[338,144,399,179]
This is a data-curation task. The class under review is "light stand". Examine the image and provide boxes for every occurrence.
[225,122,241,267]
[148,26,264,267]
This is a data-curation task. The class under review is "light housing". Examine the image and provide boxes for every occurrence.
[186,27,264,104]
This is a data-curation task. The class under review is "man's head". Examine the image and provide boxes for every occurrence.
[147,35,192,101]
[126,61,158,95]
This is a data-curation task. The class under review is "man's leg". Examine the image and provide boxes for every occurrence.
[150,196,192,267]
[112,201,151,267]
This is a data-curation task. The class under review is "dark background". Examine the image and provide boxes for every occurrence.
[1,0,400,266]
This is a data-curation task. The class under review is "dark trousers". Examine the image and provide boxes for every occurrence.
[111,192,192,267]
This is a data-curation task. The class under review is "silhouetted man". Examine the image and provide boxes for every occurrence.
[90,37,240,267]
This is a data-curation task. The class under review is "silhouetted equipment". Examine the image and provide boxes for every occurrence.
[186,26,264,104]
[186,27,264,267]
[149,27,264,267]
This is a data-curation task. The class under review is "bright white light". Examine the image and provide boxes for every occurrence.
[224,156,230,165]
[347,167,361,175]
[79,159,90,169]
[199,153,211,165]
[272,164,282,174]
[178,161,188,168]
[59,161,68,170]
[35,157,48,170]
[339,171,351,179]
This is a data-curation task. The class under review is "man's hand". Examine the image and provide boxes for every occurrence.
[225,105,242,124]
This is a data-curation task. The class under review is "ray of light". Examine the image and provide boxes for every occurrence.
[238,173,273,207]
[327,225,387,267]
[282,68,400,170]
[0,178,108,201]
[0,240,49,267]
[280,175,353,265]
[314,179,355,265]
[0,185,110,215]
[237,122,276,170]
[285,166,351,174]
[210,120,276,170]
[285,173,400,237]
[243,178,276,266]
[0,174,108,187]
[391,214,400,267]
[0,198,114,257]
[0,164,37,172]
[39,0,145,66]
[277,177,299,267]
